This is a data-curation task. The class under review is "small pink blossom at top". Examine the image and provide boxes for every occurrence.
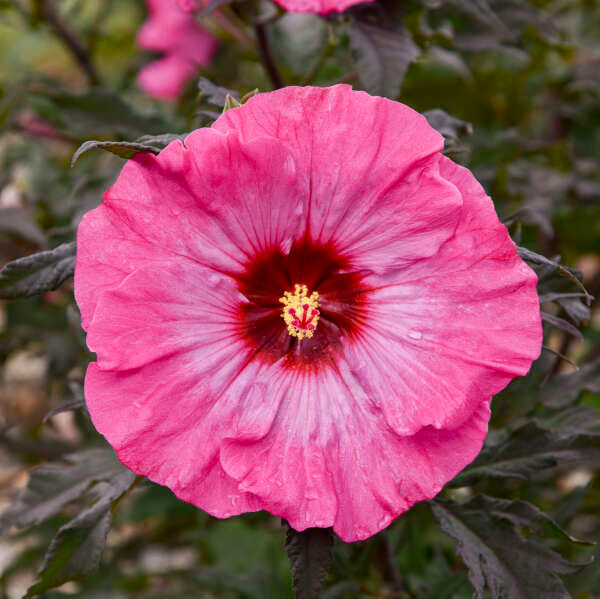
[176,0,198,10]
[137,0,217,100]
[75,85,542,542]
[272,0,374,14]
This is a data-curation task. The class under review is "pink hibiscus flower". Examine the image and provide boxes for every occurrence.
[75,85,541,542]
[272,0,374,14]
[137,0,217,100]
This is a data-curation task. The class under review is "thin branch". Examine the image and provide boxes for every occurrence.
[542,343,579,370]
[211,6,255,52]
[378,532,413,598]
[254,22,284,90]
[40,0,101,86]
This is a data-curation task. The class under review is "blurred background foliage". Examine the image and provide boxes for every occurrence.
[0,0,599,598]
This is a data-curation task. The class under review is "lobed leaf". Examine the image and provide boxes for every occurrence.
[0,242,76,299]
[541,311,584,339]
[24,470,136,598]
[557,296,591,325]
[453,418,600,486]
[538,292,590,304]
[0,208,46,246]
[431,495,582,599]
[285,526,334,599]
[349,20,419,99]
[0,447,129,533]
[517,246,592,302]
[198,77,240,107]
[424,109,473,142]
[541,361,600,409]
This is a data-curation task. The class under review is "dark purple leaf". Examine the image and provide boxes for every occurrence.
[517,247,590,302]
[541,312,583,339]
[71,140,161,167]
[285,526,334,599]
[349,20,419,98]
[0,208,46,246]
[453,418,600,486]
[197,77,240,107]
[432,495,584,599]
[0,242,75,299]
[541,361,600,408]
[0,448,128,533]
[23,470,136,598]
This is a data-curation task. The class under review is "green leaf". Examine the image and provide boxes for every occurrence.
[272,14,328,78]
[0,242,76,299]
[31,89,169,138]
[0,448,128,533]
[321,581,361,599]
[285,526,334,599]
[71,140,161,167]
[349,21,419,98]
[24,470,136,598]
[453,418,600,486]
[431,495,583,599]
[188,567,275,599]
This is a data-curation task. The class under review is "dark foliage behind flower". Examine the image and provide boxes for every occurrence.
[1,1,599,597]
[75,85,541,542]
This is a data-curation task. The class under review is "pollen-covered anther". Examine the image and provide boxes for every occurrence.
[279,284,320,340]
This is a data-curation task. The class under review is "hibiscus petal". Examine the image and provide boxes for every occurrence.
[220,359,491,542]
[85,348,294,518]
[214,85,458,269]
[85,364,262,518]
[76,132,304,329]
[343,156,542,435]
[87,261,245,371]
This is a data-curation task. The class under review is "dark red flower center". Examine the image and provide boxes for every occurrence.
[234,236,371,370]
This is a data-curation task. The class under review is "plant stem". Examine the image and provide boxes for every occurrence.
[40,0,101,86]
[379,531,413,598]
[254,22,284,90]
[212,6,255,52]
